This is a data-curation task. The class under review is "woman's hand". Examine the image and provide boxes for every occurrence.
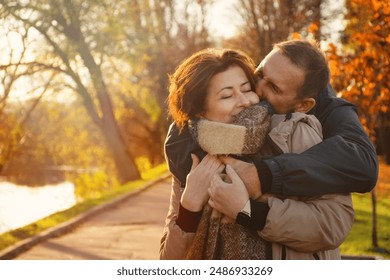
[219,156,262,199]
[180,154,225,212]
[208,165,249,220]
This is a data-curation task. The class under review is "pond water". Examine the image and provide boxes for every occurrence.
[0,181,76,235]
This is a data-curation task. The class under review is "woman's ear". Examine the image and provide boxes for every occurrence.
[295,97,316,113]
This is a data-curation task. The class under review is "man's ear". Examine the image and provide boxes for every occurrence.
[295,97,316,113]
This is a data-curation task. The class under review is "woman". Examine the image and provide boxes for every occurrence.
[160,48,353,260]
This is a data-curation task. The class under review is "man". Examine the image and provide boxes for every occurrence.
[215,40,378,202]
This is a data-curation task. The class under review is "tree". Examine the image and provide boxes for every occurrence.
[106,0,213,164]
[1,1,214,183]
[224,0,325,62]
[0,21,54,176]
[327,0,390,251]
[327,0,390,161]
[1,0,142,183]
[3,99,118,194]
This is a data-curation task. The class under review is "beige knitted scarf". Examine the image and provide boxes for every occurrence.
[186,104,271,260]
[189,104,270,155]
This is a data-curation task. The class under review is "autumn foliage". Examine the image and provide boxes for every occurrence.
[327,0,390,142]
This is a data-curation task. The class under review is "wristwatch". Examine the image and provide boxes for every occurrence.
[236,199,251,227]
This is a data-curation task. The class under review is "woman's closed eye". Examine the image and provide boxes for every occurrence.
[241,82,252,93]
[221,94,232,99]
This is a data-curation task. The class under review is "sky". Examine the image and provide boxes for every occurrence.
[207,0,345,45]
[207,0,242,39]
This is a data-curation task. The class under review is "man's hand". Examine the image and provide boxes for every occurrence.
[208,165,249,220]
[219,156,262,199]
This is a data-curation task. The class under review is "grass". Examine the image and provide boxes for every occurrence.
[0,163,168,252]
[340,158,390,259]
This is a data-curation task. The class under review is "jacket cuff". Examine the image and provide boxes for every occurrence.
[263,158,283,195]
[176,203,202,233]
[248,200,270,230]
[252,157,272,194]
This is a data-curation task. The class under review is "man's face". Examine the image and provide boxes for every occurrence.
[255,49,305,114]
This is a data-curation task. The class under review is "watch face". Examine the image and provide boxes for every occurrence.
[237,212,251,227]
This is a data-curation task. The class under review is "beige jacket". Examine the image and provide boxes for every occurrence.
[160,113,354,260]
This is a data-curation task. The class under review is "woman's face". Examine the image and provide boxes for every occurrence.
[202,65,259,123]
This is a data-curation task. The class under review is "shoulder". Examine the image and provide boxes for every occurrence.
[270,113,321,134]
[312,85,358,123]
[164,122,204,187]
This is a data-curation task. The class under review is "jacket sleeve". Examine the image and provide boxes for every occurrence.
[260,194,354,252]
[262,91,378,196]
[159,177,196,259]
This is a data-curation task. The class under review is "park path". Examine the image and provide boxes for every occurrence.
[11,176,172,260]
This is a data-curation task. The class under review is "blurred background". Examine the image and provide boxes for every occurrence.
[0,0,389,257]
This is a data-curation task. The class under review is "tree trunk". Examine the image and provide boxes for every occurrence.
[65,13,141,184]
[100,115,141,183]
[77,44,141,184]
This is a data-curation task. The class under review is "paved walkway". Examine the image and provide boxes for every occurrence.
[10,176,172,260]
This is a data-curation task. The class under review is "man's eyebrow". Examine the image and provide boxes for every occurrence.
[259,70,281,93]
[256,66,281,92]
[266,79,281,93]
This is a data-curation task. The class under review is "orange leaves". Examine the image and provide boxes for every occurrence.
[290,32,301,40]
[329,0,390,136]
[308,22,319,36]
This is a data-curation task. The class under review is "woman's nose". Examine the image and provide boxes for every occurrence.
[237,92,251,107]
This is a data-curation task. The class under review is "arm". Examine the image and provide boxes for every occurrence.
[160,177,197,260]
[259,94,378,196]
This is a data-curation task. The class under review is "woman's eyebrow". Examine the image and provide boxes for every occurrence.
[216,86,233,94]
[216,80,250,94]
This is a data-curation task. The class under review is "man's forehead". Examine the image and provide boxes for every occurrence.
[258,49,278,67]
[262,49,281,67]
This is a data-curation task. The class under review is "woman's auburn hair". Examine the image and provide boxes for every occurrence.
[168,48,256,130]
